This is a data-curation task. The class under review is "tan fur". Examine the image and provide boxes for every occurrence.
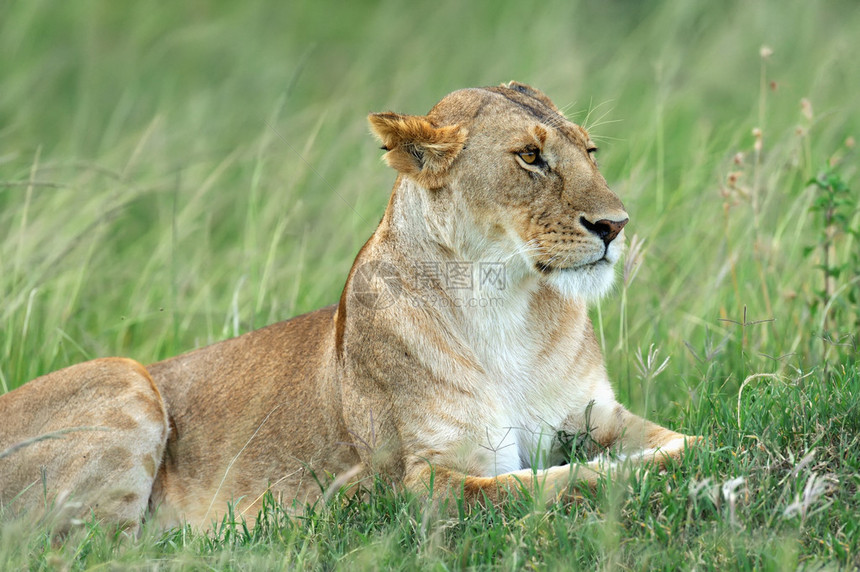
[0,359,167,534]
[0,82,699,531]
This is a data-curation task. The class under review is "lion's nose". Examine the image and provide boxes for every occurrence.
[580,216,628,246]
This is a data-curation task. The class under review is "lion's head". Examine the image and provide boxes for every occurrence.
[369,81,627,301]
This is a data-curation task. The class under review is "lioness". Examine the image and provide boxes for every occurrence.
[0,82,698,532]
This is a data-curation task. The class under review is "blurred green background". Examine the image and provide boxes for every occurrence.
[1,0,857,414]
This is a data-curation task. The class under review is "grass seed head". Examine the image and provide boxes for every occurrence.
[800,98,814,121]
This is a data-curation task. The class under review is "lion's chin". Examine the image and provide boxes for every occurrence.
[543,260,617,301]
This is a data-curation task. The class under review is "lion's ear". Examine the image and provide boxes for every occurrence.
[368,112,467,189]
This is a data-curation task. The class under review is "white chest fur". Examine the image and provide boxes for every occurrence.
[452,286,615,475]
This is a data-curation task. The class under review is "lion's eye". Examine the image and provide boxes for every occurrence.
[518,150,540,165]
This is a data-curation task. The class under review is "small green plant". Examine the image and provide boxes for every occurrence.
[804,166,859,364]
[555,400,603,463]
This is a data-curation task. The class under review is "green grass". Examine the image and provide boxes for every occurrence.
[1,0,858,569]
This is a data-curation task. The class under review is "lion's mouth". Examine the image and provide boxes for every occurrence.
[535,257,609,275]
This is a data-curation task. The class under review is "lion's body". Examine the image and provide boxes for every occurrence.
[0,83,697,531]
[146,306,353,528]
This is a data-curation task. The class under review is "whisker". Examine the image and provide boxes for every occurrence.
[590,134,625,144]
[503,239,545,264]
[557,100,578,118]
[582,100,617,131]
[568,98,615,129]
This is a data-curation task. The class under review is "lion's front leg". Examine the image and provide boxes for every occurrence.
[402,456,605,510]
[563,400,700,467]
